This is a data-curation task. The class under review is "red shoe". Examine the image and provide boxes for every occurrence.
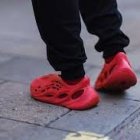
[95,52,137,91]
[30,74,100,110]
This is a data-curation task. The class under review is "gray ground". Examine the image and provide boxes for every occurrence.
[0,0,140,140]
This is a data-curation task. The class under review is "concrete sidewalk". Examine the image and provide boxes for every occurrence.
[0,0,140,140]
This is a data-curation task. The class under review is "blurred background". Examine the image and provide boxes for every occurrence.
[0,0,140,59]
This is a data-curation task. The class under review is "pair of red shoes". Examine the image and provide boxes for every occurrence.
[30,52,137,110]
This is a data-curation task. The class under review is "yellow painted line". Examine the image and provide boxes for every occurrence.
[64,131,111,140]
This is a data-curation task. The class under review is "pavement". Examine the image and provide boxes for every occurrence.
[0,0,140,140]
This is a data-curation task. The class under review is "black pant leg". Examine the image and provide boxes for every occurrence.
[79,0,129,58]
[31,0,86,80]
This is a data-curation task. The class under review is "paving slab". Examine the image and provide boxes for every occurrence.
[0,0,47,59]
[0,118,110,140]
[86,67,102,85]
[85,47,104,68]
[127,49,140,71]
[0,82,69,126]
[81,24,103,68]
[118,0,140,11]
[0,56,92,84]
[123,19,140,52]
[109,110,140,140]
[49,95,140,135]
[0,38,46,59]
[0,53,14,64]
[0,80,4,84]
[0,118,68,140]
[0,56,54,83]
[119,0,140,52]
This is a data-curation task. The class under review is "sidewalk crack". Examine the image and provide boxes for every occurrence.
[105,106,140,138]
[46,110,71,126]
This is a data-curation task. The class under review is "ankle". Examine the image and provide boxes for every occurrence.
[105,51,126,63]
[61,76,84,85]
[103,48,125,59]
[61,65,85,81]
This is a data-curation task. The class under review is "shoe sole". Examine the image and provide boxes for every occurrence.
[31,87,100,110]
[65,86,100,110]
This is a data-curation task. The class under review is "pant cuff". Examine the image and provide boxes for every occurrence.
[103,46,125,59]
[61,65,85,80]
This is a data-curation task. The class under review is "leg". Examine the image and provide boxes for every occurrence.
[79,0,137,91]
[79,0,129,58]
[30,0,100,110]
[32,0,86,80]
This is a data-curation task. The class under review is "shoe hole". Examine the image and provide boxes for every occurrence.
[46,94,53,97]
[54,80,61,84]
[35,89,38,92]
[52,86,60,90]
[47,86,60,91]
[46,87,50,90]
[55,84,61,88]
[55,81,63,86]
[41,89,46,93]
[72,90,84,99]
[58,93,68,99]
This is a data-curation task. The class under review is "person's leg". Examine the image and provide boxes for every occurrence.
[79,0,137,91]
[79,0,129,58]
[32,0,86,80]
[30,0,100,110]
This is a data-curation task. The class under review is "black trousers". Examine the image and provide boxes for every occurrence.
[32,0,129,80]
